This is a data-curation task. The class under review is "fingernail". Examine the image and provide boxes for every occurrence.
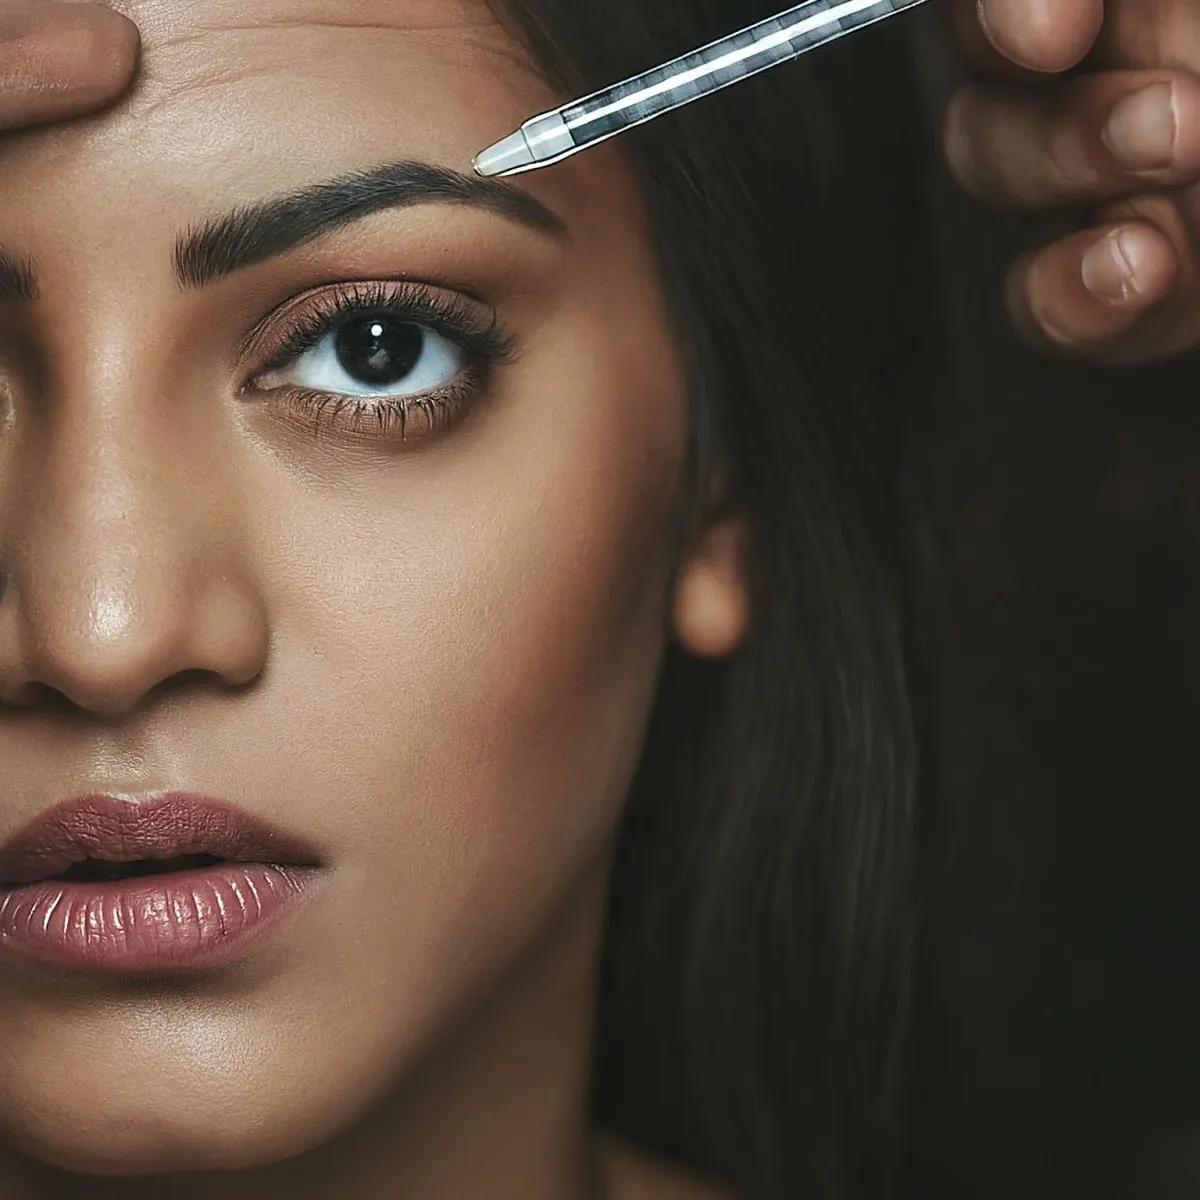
[1081,229,1146,304]
[975,0,1044,71]
[1102,83,1178,171]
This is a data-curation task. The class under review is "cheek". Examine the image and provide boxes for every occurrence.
[314,464,674,845]
[255,295,688,998]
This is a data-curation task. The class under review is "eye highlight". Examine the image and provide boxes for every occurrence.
[243,281,514,443]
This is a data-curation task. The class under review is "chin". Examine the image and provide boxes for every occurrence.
[7,1119,330,1180]
[1,1069,347,1180]
[8,1119,315,1180]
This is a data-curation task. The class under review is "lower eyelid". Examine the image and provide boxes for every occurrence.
[258,373,480,448]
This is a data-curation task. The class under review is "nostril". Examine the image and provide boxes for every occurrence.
[2,680,77,714]
[149,667,231,698]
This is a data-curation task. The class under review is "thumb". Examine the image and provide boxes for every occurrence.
[0,2,139,132]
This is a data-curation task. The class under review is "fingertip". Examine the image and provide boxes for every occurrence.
[63,4,141,106]
[977,0,1103,73]
[1081,225,1179,308]
[1009,224,1179,352]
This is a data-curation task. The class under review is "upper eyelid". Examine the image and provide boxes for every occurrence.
[238,279,497,365]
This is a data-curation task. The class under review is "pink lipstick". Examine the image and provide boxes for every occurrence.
[0,793,323,973]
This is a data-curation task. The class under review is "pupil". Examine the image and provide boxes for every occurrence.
[335,315,423,386]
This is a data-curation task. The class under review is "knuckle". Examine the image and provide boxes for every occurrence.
[1013,254,1090,351]
[1044,119,1106,200]
[943,90,990,196]
[1024,288,1085,349]
[1033,307,1088,349]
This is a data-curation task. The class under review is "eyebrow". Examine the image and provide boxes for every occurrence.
[174,161,567,289]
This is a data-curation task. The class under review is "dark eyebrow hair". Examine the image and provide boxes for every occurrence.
[0,250,36,303]
[174,161,567,289]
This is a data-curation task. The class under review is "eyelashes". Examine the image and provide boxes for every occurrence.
[242,280,515,445]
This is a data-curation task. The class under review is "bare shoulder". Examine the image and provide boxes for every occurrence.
[601,1137,738,1200]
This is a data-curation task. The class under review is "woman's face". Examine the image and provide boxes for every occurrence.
[0,0,745,1182]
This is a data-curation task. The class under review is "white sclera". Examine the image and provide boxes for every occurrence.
[260,322,464,399]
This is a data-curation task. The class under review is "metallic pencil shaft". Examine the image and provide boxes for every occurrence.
[474,0,929,177]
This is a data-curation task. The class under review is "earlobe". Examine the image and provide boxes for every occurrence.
[671,516,750,659]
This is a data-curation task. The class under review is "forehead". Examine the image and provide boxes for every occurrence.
[0,0,650,263]
[0,0,564,212]
[118,0,552,167]
[0,0,656,312]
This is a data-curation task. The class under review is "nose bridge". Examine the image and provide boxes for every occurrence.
[32,411,192,650]
[0,349,268,715]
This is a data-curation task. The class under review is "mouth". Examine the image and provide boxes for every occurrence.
[0,794,325,973]
[43,853,230,886]
[0,791,323,888]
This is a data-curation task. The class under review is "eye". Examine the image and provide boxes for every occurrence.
[243,281,514,446]
[257,311,465,400]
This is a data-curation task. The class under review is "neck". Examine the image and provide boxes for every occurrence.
[3,865,611,1200]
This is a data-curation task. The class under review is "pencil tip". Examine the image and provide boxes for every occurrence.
[474,131,535,178]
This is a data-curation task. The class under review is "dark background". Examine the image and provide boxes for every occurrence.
[908,15,1200,1196]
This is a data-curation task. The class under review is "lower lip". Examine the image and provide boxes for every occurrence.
[0,863,318,973]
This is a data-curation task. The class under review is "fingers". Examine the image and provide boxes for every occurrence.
[946,0,1200,365]
[952,0,1104,75]
[1007,222,1177,354]
[1005,194,1200,361]
[0,1,139,131]
[947,69,1200,207]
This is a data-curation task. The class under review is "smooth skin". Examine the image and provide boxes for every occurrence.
[0,3,1195,1200]
[0,2,743,1200]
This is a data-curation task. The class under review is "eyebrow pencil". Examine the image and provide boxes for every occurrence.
[474,0,930,178]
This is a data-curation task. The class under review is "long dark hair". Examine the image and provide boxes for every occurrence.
[491,4,936,1196]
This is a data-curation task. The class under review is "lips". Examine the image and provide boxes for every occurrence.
[0,792,322,888]
[0,793,324,973]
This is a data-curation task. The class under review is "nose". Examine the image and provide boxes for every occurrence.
[0,412,269,719]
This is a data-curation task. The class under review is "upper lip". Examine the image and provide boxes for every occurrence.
[0,793,323,887]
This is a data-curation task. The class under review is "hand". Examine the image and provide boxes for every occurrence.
[944,0,1200,363]
[0,1,138,130]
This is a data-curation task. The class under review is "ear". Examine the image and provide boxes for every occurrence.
[671,513,750,659]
